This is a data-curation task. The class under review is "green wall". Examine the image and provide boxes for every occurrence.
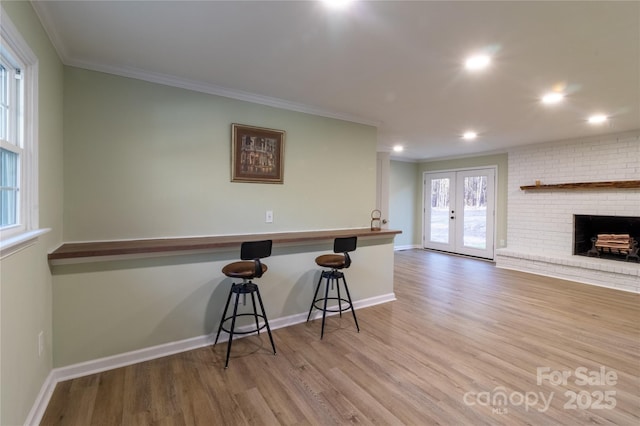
[0,2,64,425]
[64,68,377,240]
[389,160,420,248]
[417,153,509,249]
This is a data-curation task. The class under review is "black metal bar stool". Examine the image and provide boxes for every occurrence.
[214,240,276,368]
[307,236,360,339]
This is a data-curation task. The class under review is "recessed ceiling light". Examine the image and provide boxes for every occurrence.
[465,55,491,71]
[462,131,477,140]
[541,92,565,104]
[588,114,608,124]
[321,0,355,10]
[393,145,404,152]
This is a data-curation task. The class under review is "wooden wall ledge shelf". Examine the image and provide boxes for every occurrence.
[520,180,640,191]
[48,228,401,263]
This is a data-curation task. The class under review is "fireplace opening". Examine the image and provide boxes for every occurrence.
[574,215,640,262]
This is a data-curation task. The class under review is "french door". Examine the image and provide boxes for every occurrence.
[423,168,496,259]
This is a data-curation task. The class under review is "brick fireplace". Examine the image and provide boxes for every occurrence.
[496,130,640,293]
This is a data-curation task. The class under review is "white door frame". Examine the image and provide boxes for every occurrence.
[376,152,390,229]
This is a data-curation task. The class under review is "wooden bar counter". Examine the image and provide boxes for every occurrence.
[48,228,401,264]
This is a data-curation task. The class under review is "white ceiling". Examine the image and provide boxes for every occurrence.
[32,0,640,160]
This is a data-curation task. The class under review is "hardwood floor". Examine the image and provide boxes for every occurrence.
[41,250,640,425]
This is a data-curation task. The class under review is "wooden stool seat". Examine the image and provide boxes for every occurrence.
[315,254,347,269]
[222,261,268,279]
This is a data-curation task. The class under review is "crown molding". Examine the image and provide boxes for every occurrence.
[389,156,419,163]
[30,1,69,62]
[67,58,381,127]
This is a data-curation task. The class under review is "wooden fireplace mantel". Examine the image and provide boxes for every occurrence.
[520,180,640,191]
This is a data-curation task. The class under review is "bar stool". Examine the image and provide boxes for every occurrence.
[307,236,360,339]
[214,240,276,368]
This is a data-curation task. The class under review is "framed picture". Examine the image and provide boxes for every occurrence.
[231,123,285,184]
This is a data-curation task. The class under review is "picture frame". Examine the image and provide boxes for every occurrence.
[231,123,285,184]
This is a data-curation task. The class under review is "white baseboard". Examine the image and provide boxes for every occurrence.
[25,292,396,425]
[495,263,639,294]
[24,372,56,426]
[394,244,420,251]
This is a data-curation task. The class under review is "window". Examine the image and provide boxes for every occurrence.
[0,10,42,254]
[1,49,24,230]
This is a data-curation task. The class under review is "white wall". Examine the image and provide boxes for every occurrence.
[506,131,639,254]
[497,130,640,292]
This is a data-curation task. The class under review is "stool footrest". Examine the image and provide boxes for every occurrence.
[307,269,360,339]
[219,313,270,335]
[311,297,353,313]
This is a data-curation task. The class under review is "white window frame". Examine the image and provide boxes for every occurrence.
[0,9,47,257]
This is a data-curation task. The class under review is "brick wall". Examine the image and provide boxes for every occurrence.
[496,130,640,292]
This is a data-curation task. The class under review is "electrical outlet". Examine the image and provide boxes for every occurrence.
[38,331,44,357]
[265,210,273,223]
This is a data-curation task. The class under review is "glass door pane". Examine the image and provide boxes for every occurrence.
[454,169,495,259]
[462,175,487,249]
[430,177,450,243]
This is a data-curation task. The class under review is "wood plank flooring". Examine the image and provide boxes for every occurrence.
[41,250,640,425]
